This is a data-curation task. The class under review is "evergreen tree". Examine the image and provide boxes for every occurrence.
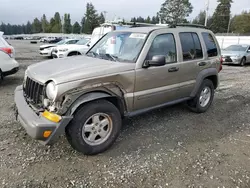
[83,3,100,34]
[231,11,250,33]
[210,0,233,33]
[26,21,32,34]
[32,18,42,33]
[136,16,145,22]
[63,14,72,34]
[192,11,206,25]
[41,14,49,33]
[80,17,85,33]
[72,21,81,34]
[158,0,193,24]
[99,12,105,24]
[146,16,151,23]
[131,17,136,22]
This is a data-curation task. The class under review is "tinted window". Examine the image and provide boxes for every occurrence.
[202,33,218,57]
[67,40,78,44]
[179,32,203,61]
[192,33,203,59]
[146,34,176,63]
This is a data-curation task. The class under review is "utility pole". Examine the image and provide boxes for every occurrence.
[205,0,210,26]
[103,11,107,22]
[227,14,232,35]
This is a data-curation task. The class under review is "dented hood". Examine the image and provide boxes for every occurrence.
[27,55,135,84]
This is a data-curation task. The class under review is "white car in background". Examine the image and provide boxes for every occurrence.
[52,38,91,58]
[39,39,79,58]
[0,32,19,79]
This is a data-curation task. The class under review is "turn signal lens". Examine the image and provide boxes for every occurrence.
[42,110,61,123]
[43,131,52,138]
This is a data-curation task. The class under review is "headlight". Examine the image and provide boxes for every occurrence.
[46,81,58,100]
[59,48,68,52]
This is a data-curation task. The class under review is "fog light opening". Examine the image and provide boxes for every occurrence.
[43,131,52,138]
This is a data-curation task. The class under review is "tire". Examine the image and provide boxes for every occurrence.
[187,79,214,113]
[65,100,122,155]
[0,70,3,80]
[240,57,246,66]
[68,52,81,57]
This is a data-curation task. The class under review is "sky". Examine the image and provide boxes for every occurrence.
[0,0,250,25]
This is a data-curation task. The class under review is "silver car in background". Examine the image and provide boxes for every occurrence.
[221,44,250,66]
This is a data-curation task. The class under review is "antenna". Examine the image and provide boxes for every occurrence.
[205,0,210,26]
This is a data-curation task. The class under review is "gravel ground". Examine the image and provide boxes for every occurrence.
[0,40,250,188]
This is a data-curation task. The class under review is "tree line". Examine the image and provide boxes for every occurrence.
[1,0,250,35]
[0,3,104,35]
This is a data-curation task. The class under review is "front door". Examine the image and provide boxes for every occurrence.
[133,33,181,111]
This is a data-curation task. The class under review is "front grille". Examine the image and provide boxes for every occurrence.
[40,48,44,51]
[24,77,44,106]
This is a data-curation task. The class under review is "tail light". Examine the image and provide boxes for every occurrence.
[219,56,223,72]
[0,47,13,58]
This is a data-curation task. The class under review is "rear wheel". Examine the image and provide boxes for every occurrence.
[240,57,246,66]
[65,100,122,155]
[187,79,214,113]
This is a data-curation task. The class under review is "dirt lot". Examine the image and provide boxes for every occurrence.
[0,40,250,188]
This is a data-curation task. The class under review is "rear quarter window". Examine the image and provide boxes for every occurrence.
[202,33,218,57]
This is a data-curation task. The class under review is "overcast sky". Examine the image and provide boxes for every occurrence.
[0,0,249,24]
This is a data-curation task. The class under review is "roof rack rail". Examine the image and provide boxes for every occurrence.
[169,23,208,29]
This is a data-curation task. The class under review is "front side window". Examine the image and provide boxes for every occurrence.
[202,32,218,57]
[179,32,203,61]
[146,34,176,63]
[87,32,147,63]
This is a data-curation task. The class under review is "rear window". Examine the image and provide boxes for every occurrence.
[202,33,218,57]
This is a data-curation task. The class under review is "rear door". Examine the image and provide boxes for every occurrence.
[175,32,205,98]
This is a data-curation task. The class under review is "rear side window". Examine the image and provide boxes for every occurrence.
[179,32,203,61]
[202,33,218,57]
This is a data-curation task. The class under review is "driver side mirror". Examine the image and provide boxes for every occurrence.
[143,55,166,68]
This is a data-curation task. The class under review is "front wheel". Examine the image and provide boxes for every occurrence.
[240,57,246,66]
[65,100,122,155]
[187,79,214,113]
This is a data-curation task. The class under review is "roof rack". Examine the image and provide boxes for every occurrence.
[170,23,208,29]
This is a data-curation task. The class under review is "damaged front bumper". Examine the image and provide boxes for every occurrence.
[14,85,72,145]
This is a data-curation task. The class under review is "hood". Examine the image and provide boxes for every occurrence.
[56,44,88,50]
[221,50,245,56]
[40,44,56,48]
[27,55,135,84]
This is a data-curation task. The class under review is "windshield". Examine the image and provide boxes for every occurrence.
[56,39,66,45]
[76,38,89,45]
[225,45,247,51]
[86,31,147,63]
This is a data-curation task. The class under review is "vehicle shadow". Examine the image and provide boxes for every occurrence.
[103,94,250,157]
[0,75,23,88]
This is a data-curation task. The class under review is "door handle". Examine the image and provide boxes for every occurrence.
[199,62,207,66]
[168,67,179,72]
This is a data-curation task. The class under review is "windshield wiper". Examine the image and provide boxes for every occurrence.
[87,51,98,57]
[105,54,118,62]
